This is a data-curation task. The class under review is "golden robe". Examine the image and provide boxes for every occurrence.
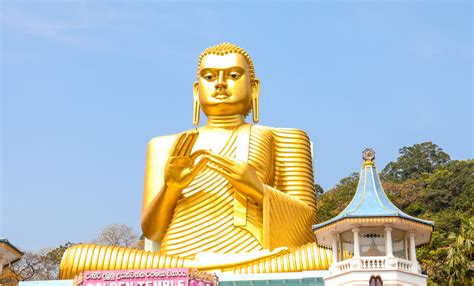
[59,124,331,279]
[156,124,317,255]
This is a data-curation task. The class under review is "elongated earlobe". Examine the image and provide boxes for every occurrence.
[251,79,260,123]
[193,99,200,126]
[193,81,200,126]
[252,96,259,123]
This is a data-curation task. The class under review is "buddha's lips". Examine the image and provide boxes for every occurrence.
[212,93,231,100]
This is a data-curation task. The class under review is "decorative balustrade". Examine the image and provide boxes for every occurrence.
[361,256,386,270]
[396,258,413,272]
[335,260,351,272]
[333,256,418,275]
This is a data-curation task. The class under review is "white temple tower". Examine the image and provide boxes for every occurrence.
[313,149,434,286]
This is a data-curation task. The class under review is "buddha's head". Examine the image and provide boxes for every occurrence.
[193,43,260,125]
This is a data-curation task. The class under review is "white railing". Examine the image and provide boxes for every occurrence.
[335,260,351,272]
[332,256,418,274]
[396,258,414,272]
[361,256,386,270]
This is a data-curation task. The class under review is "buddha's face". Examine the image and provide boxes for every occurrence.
[194,53,259,117]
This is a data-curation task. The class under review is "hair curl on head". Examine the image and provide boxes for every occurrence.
[197,43,256,80]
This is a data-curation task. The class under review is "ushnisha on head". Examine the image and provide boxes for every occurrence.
[193,43,260,125]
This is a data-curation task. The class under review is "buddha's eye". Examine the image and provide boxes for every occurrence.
[229,71,241,80]
[203,73,215,81]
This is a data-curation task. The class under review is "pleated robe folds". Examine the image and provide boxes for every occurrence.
[157,124,317,257]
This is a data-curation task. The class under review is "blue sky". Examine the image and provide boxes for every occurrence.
[1,1,472,251]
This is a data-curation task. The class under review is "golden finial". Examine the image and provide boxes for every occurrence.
[363,148,375,166]
[197,42,256,80]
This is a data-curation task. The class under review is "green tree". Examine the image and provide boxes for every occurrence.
[446,217,473,285]
[314,183,324,198]
[381,142,450,182]
[316,173,359,222]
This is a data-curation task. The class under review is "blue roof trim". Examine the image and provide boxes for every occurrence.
[313,164,434,231]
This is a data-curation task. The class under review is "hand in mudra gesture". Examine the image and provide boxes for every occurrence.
[164,130,207,191]
[204,151,264,204]
[164,130,264,203]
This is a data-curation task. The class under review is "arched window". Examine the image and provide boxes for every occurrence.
[369,275,383,286]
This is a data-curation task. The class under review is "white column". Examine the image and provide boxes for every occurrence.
[404,234,409,259]
[409,233,417,262]
[352,228,360,257]
[385,226,393,257]
[331,234,338,263]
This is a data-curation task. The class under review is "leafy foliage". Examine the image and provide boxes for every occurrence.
[381,142,450,182]
[446,217,473,285]
[317,142,473,284]
[316,173,359,222]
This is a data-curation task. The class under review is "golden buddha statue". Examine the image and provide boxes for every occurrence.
[59,43,331,279]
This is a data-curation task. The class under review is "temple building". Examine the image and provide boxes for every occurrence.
[0,238,23,286]
[313,149,434,286]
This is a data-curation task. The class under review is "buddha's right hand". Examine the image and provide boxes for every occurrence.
[143,130,208,241]
[164,130,207,191]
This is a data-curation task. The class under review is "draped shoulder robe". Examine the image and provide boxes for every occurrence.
[157,124,317,256]
[58,125,330,279]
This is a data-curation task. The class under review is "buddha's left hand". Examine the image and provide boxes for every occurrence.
[204,151,264,204]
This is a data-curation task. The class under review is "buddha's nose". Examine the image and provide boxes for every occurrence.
[215,71,227,90]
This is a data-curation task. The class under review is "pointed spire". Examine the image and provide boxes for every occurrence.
[313,148,434,232]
